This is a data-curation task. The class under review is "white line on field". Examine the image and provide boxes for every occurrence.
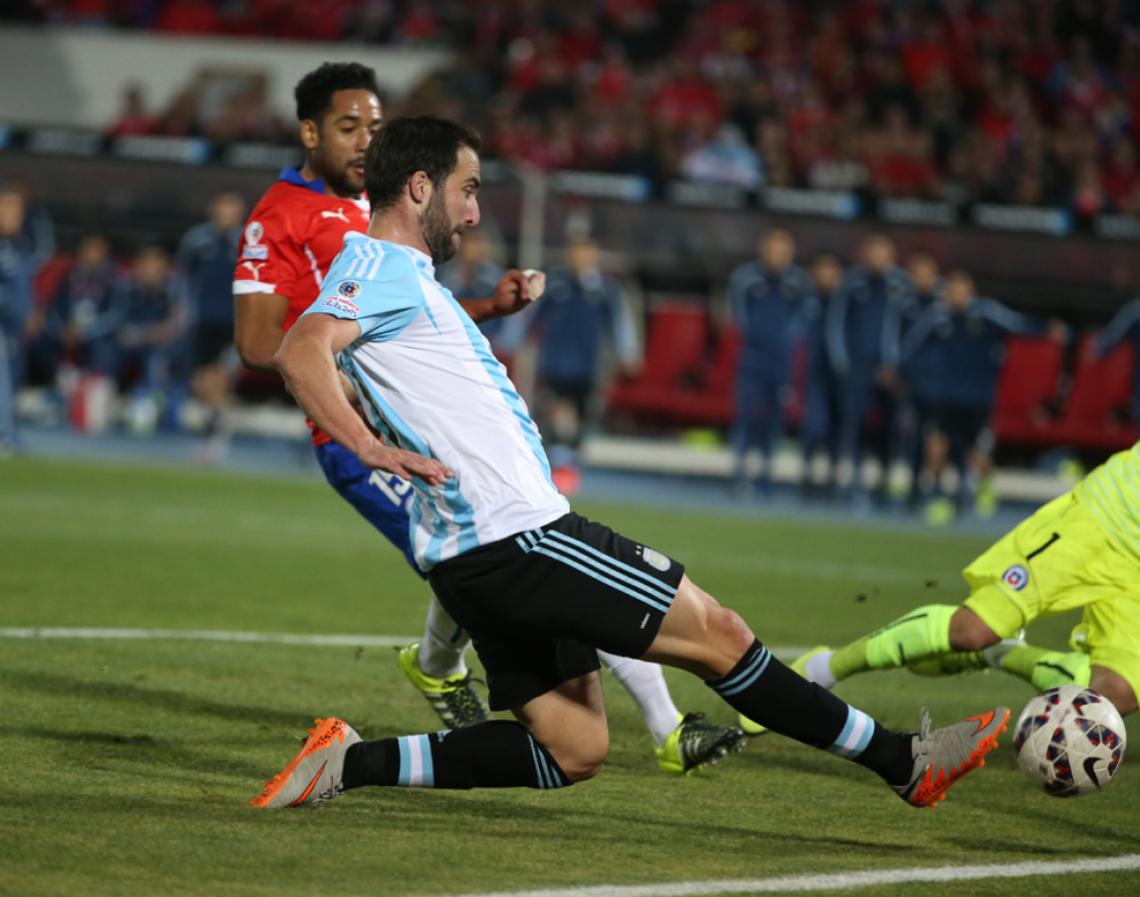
[441,853,1140,897]
[0,626,811,659]
[0,627,415,648]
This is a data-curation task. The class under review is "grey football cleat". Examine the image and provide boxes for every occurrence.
[250,717,362,808]
[894,706,1010,808]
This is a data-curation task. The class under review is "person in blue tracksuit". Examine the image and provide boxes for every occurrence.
[798,253,844,496]
[901,269,1060,519]
[728,228,813,497]
[37,233,123,383]
[529,235,639,483]
[0,186,48,453]
[115,246,191,429]
[1094,298,1140,424]
[826,233,913,504]
[899,251,944,506]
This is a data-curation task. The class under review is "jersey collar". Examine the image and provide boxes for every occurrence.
[278,166,328,195]
[345,233,436,276]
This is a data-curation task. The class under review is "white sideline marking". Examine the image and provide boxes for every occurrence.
[0,627,808,660]
[0,627,415,648]
[444,854,1140,897]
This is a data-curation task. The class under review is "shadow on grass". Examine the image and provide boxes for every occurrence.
[22,726,271,781]
[0,666,305,727]
[348,789,915,853]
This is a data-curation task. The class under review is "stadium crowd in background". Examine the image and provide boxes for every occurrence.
[2,166,1136,526]
[6,1,1140,217]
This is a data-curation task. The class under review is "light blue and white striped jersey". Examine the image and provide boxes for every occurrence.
[302,233,568,571]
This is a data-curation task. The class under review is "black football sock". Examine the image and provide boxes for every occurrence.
[341,721,570,790]
[707,640,913,786]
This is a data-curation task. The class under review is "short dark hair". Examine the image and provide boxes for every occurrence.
[364,116,482,211]
[294,62,381,122]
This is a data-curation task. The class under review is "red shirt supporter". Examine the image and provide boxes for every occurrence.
[156,0,222,34]
[233,167,369,444]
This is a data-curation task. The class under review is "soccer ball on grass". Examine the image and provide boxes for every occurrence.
[1012,685,1126,797]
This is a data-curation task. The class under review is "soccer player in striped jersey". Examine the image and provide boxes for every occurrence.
[249,116,1007,810]
[235,64,744,772]
[783,444,1139,718]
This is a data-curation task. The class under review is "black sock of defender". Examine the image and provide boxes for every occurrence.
[707,640,913,785]
[341,721,570,790]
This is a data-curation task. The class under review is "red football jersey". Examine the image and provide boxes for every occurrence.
[233,167,370,445]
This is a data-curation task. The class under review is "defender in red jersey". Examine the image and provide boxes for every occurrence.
[233,63,497,727]
[236,65,746,772]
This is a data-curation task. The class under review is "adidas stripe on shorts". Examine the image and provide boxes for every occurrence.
[428,512,685,710]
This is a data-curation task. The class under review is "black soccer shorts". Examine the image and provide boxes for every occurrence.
[428,512,685,711]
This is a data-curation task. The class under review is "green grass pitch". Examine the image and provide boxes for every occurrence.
[1,458,1136,897]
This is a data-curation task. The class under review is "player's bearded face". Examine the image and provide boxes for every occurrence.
[422,187,461,265]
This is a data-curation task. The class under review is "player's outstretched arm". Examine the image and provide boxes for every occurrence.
[234,291,291,372]
[459,269,545,322]
[275,314,452,485]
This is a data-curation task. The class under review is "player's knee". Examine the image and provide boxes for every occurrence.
[545,726,609,782]
[948,607,1000,652]
[709,606,756,659]
[1090,667,1138,716]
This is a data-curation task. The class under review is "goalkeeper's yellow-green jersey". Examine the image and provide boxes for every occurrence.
[1075,441,1140,564]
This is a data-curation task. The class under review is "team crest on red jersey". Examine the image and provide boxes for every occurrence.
[241,220,268,260]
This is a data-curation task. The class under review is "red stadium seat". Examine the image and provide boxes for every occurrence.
[638,302,709,386]
[607,302,712,423]
[704,324,742,397]
[1051,337,1138,450]
[606,316,815,430]
[991,337,1064,446]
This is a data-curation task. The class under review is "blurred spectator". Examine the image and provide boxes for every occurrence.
[177,191,244,370]
[901,270,1062,523]
[1104,138,1140,214]
[177,191,245,458]
[826,233,912,505]
[726,228,811,498]
[156,0,222,35]
[115,246,189,434]
[156,88,202,139]
[107,83,158,137]
[35,233,121,401]
[681,124,763,189]
[529,236,639,493]
[0,185,47,453]
[21,1,1140,216]
[899,250,944,506]
[1094,298,1140,425]
[799,253,843,497]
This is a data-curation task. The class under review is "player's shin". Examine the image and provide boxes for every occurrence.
[341,721,571,790]
[706,640,913,786]
[417,593,470,679]
[828,604,956,681]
